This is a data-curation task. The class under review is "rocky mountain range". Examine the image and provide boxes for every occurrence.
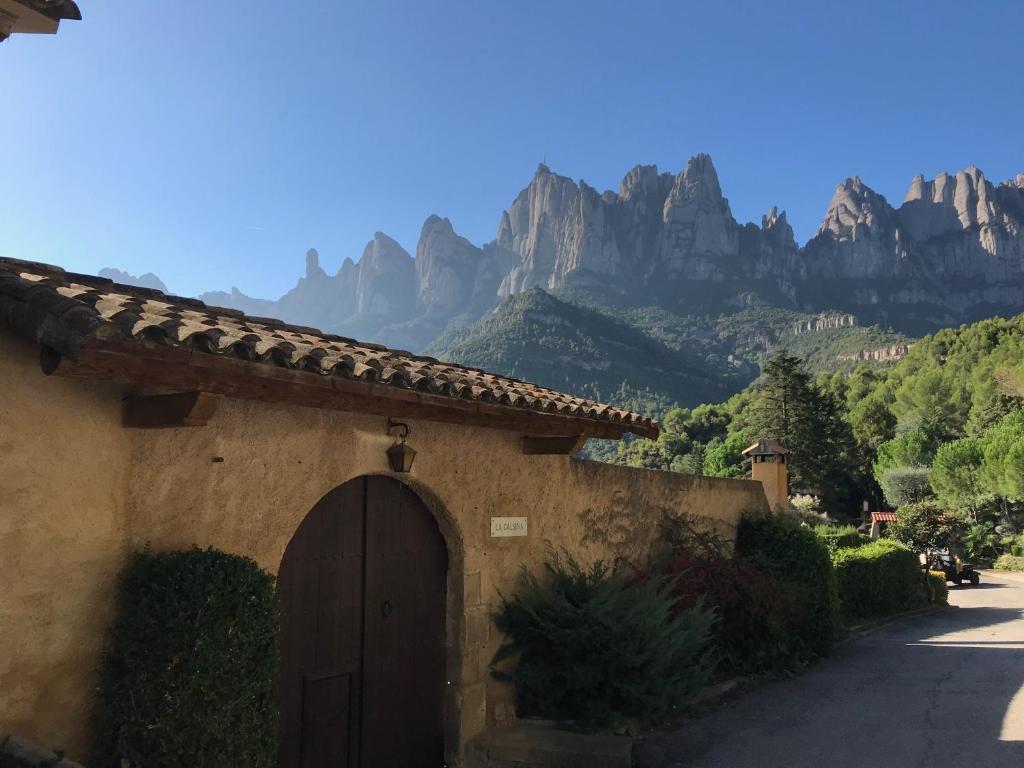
[97,267,168,293]
[194,155,1024,347]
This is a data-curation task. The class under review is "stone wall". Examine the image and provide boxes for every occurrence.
[0,328,770,764]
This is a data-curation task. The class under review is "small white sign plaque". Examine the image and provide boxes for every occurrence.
[490,516,528,538]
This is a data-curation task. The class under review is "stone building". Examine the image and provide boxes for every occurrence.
[0,258,771,766]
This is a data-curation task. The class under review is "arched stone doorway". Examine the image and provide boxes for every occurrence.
[278,475,448,767]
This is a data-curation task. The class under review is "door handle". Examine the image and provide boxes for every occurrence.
[381,599,393,618]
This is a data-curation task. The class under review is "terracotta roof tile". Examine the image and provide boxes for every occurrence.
[0,258,658,436]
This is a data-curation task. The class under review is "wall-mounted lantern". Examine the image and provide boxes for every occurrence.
[386,418,416,473]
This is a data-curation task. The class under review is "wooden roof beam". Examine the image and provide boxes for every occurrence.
[123,391,223,428]
[42,341,658,441]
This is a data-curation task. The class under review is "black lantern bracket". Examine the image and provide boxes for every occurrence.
[387,418,410,441]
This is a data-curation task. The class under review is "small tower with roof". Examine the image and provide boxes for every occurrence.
[742,438,791,512]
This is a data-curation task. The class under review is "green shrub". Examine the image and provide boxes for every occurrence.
[815,525,867,556]
[735,514,841,657]
[926,571,949,605]
[92,548,279,768]
[832,539,925,621]
[994,554,1024,571]
[493,552,715,728]
[963,522,1001,564]
[886,500,967,554]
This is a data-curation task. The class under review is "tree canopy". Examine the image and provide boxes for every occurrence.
[610,311,1024,528]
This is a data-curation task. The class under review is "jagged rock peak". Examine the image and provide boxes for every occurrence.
[305,248,325,280]
[619,164,670,200]
[414,215,481,319]
[533,162,559,183]
[675,153,725,204]
[897,164,1024,244]
[817,176,893,238]
[363,231,411,260]
[420,213,453,236]
[98,267,168,293]
[762,206,787,230]
[354,232,416,318]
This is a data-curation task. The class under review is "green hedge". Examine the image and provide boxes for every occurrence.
[926,571,949,606]
[994,554,1024,571]
[815,525,867,556]
[493,552,716,728]
[832,539,925,621]
[735,514,841,657]
[92,548,279,768]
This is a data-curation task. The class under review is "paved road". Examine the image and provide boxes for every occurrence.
[638,571,1024,767]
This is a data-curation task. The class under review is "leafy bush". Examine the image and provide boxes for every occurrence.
[963,522,1001,564]
[832,539,926,621]
[1008,533,1024,557]
[926,571,949,605]
[879,466,933,507]
[790,494,822,516]
[92,548,279,768]
[655,523,802,675]
[493,552,715,728]
[735,514,841,657]
[885,500,967,554]
[994,554,1024,571]
[815,524,867,555]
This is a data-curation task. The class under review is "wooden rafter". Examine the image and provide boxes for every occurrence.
[122,391,223,428]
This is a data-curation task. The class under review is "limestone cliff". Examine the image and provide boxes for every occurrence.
[802,167,1024,331]
[496,155,800,310]
[198,156,1024,348]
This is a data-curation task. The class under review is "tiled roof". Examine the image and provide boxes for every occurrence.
[741,438,791,456]
[0,258,658,436]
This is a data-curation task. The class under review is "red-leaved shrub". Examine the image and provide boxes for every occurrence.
[661,549,802,675]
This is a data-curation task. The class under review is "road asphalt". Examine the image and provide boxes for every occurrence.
[637,570,1024,767]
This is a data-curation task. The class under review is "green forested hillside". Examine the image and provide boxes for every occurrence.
[428,288,910,417]
[425,288,747,413]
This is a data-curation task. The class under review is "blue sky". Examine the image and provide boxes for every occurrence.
[2,0,1022,298]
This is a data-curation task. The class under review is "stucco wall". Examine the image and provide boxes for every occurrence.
[0,328,770,763]
[0,332,132,755]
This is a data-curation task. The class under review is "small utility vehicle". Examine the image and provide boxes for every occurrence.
[928,551,981,586]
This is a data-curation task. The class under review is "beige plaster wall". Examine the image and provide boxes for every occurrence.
[0,331,132,756]
[0,330,770,764]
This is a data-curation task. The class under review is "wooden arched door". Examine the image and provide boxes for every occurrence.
[278,476,448,768]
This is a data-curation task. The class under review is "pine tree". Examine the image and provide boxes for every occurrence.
[749,351,858,512]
